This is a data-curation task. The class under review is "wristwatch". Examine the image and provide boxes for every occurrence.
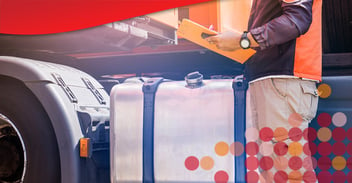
[240,31,251,49]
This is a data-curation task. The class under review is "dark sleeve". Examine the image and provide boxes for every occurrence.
[250,0,313,50]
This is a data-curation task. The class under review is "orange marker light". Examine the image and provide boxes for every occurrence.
[80,138,90,158]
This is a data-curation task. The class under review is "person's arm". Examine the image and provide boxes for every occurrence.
[251,0,313,50]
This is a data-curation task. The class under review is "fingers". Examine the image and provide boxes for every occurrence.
[205,36,219,45]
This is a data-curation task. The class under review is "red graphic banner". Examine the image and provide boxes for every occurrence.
[0,0,212,35]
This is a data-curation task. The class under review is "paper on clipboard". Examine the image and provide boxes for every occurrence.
[177,19,256,64]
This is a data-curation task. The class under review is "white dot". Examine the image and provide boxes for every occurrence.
[246,127,259,142]
[332,112,347,127]
[259,142,273,156]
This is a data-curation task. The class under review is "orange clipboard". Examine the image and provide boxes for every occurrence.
[177,19,256,64]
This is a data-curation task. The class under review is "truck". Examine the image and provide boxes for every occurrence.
[0,0,351,183]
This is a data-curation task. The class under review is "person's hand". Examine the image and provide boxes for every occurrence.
[206,30,242,51]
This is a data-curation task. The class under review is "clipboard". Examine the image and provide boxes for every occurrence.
[177,19,256,64]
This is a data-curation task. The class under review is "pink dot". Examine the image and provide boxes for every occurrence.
[347,172,352,183]
[274,142,288,156]
[303,142,317,156]
[332,127,346,141]
[246,156,259,171]
[332,142,346,156]
[288,156,303,170]
[230,142,244,156]
[288,127,303,141]
[214,170,229,183]
[304,127,317,141]
[347,128,352,141]
[185,156,199,171]
[317,113,332,127]
[303,171,317,183]
[347,157,352,170]
[317,171,332,183]
[246,171,259,183]
[303,156,317,170]
[259,127,273,142]
[332,171,346,183]
[246,127,259,142]
[348,143,352,155]
[260,156,274,171]
[274,156,288,170]
[274,171,288,183]
[246,142,259,156]
[318,142,332,156]
[318,156,331,170]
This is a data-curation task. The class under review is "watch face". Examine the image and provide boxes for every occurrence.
[241,39,250,48]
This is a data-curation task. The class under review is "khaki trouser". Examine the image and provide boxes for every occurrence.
[246,78,319,183]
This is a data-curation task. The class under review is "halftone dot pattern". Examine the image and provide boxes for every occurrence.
[214,170,229,183]
[332,142,346,156]
[318,156,331,171]
[246,171,259,183]
[259,142,273,156]
[317,83,332,99]
[185,156,199,171]
[274,171,288,183]
[318,142,332,156]
[304,127,317,141]
[230,142,244,156]
[260,156,274,171]
[348,143,352,155]
[332,171,346,183]
[348,172,352,183]
[274,142,288,156]
[274,156,288,170]
[288,171,302,183]
[288,156,303,171]
[332,156,346,171]
[332,127,346,141]
[245,156,259,171]
[317,112,332,127]
[259,127,273,142]
[303,171,317,183]
[318,171,332,183]
[288,127,303,141]
[347,128,352,141]
[347,157,352,170]
[288,142,303,156]
[260,171,274,183]
[303,142,316,156]
[274,127,288,142]
[332,112,347,127]
[200,156,214,170]
[303,156,317,170]
[246,142,259,156]
[245,127,259,142]
[215,141,229,156]
[288,112,303,127]
[317,127,332,142]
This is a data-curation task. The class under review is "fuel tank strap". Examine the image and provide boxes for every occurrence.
[142,77,164,183]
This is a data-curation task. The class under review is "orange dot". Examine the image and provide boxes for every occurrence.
[317,83,332,99]
[288,171,303,183]
[215,141,229,156]
[288,113,303,127]
[317,127,332,142]
[259,171,274,183]
[274,127,288,142]
[200,156,214,170]
[274,156,288,170]
[288,142,303,156]
[332,156,346,171]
